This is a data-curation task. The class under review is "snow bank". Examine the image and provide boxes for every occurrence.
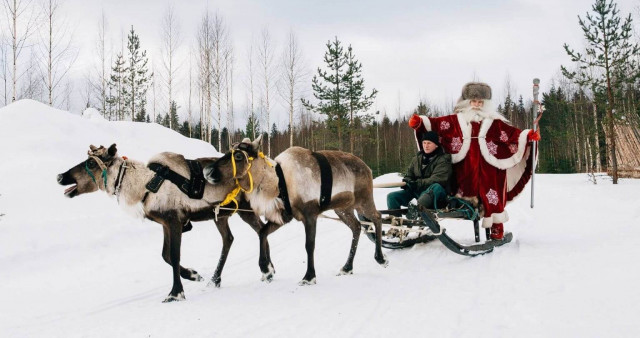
[1,99,639,337]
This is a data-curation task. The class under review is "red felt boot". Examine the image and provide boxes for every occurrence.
[490,223,504,240]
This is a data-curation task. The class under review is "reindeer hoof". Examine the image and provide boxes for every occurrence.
[260,264,275,283]
[298,278,316,286]
[163,292,185,303]
[207,277,221,288]
[183,269,204,281]
[376,254,389,268]
[261,272,274,283]
[337,268,353,276]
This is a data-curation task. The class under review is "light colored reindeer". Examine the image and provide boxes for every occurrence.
[57,144,270,302]
[204,136,388,285]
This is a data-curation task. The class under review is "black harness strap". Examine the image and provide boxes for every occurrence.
[146,160,206,199]
[311,152,333,210]
[275,163,292,216]
[113,161,127,195]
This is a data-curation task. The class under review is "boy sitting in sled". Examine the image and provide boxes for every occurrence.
[387,130,453,214]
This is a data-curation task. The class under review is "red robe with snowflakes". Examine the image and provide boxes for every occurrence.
[414,113,535,228]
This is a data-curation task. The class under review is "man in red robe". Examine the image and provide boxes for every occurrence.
[409,82,540,240]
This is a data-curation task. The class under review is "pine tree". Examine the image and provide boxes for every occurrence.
[302,37,349,150]
[562,0,640,184]
[169,100,179,131]
[161,113,170,128]
[344,45,377,154]
[106,53,126,120]
[413,100,430,116]
[134,106,147,122]
[245,114,260,140]
[123,26,152,122]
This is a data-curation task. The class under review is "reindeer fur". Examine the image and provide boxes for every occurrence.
[57,144,271,302]
[204,136,388,285]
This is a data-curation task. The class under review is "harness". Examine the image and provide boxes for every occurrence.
[311,152,333,210]
[269,151,333,216]
[218,148,272,214]
[275,163,292,215]
[84,154,129,199]
[145,159,206,199]
[214,148,333,218]
[85,155,109,189]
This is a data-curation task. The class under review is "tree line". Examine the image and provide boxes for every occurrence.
[2,0,639,182]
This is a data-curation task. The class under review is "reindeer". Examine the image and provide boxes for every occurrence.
[57,144,272,302]
[203,136,388,285]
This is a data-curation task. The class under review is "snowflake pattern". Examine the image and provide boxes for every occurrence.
[509,144,518,154]
[500,131,509,142]
[451,137,462,152]
[440,121,450,131]
[487,141,498,155]
[486,189,499,206]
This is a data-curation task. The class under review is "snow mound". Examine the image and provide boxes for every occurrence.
[82,107,105,121]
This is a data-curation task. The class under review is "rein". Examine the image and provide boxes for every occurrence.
[219,148,273,215]
[85,155,109,190]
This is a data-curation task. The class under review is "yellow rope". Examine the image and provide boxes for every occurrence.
[220,150,257,213]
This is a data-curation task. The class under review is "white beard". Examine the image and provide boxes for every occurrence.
[456,99,508,124]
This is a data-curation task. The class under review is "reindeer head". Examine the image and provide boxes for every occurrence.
[57,144,118,198]
[203,135,263,185]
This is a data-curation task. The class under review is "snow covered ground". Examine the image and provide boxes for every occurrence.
[1,100,639,337]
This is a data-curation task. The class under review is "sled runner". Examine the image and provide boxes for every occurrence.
[359,197,512,257]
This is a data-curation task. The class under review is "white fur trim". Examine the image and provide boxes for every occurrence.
[415,116,433,149]
[482,210,509,228]
[478,121,531,170]
[421,116,432,131]
[507,146,530,191]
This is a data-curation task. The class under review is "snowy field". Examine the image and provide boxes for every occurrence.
[1,100,639,337]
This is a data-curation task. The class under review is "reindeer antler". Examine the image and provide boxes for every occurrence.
[88,145,107,156]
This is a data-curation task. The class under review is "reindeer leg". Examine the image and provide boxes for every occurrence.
[161,225,203,285]
[209,216,234,288]
[360,203,389,267]
[156,221,204,282]
[239,210,276,279]
[258,221,284,282]
[300,215,317,285]
[335,209,361,276]
[159,217,186,302]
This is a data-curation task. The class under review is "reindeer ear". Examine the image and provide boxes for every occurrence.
[252,134,263,152]
[108,144,117,157]
[89,145,98,151]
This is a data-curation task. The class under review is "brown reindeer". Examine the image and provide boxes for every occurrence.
[203,136,388,285]
[57,144,272,302]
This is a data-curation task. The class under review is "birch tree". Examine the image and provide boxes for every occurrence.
[224,44,234,148]
[0,33,8,106]
[38,0,77,107]
[210,13,227,151]
[280,30,305,147]
[2,0,39,102]
[160,4,181,129]
[257,28,277,156]
[245,41,257,139]
[94,10,108,115]
[196,11,213,143]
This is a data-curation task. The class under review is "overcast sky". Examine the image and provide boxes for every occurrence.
[61,0,639,125]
